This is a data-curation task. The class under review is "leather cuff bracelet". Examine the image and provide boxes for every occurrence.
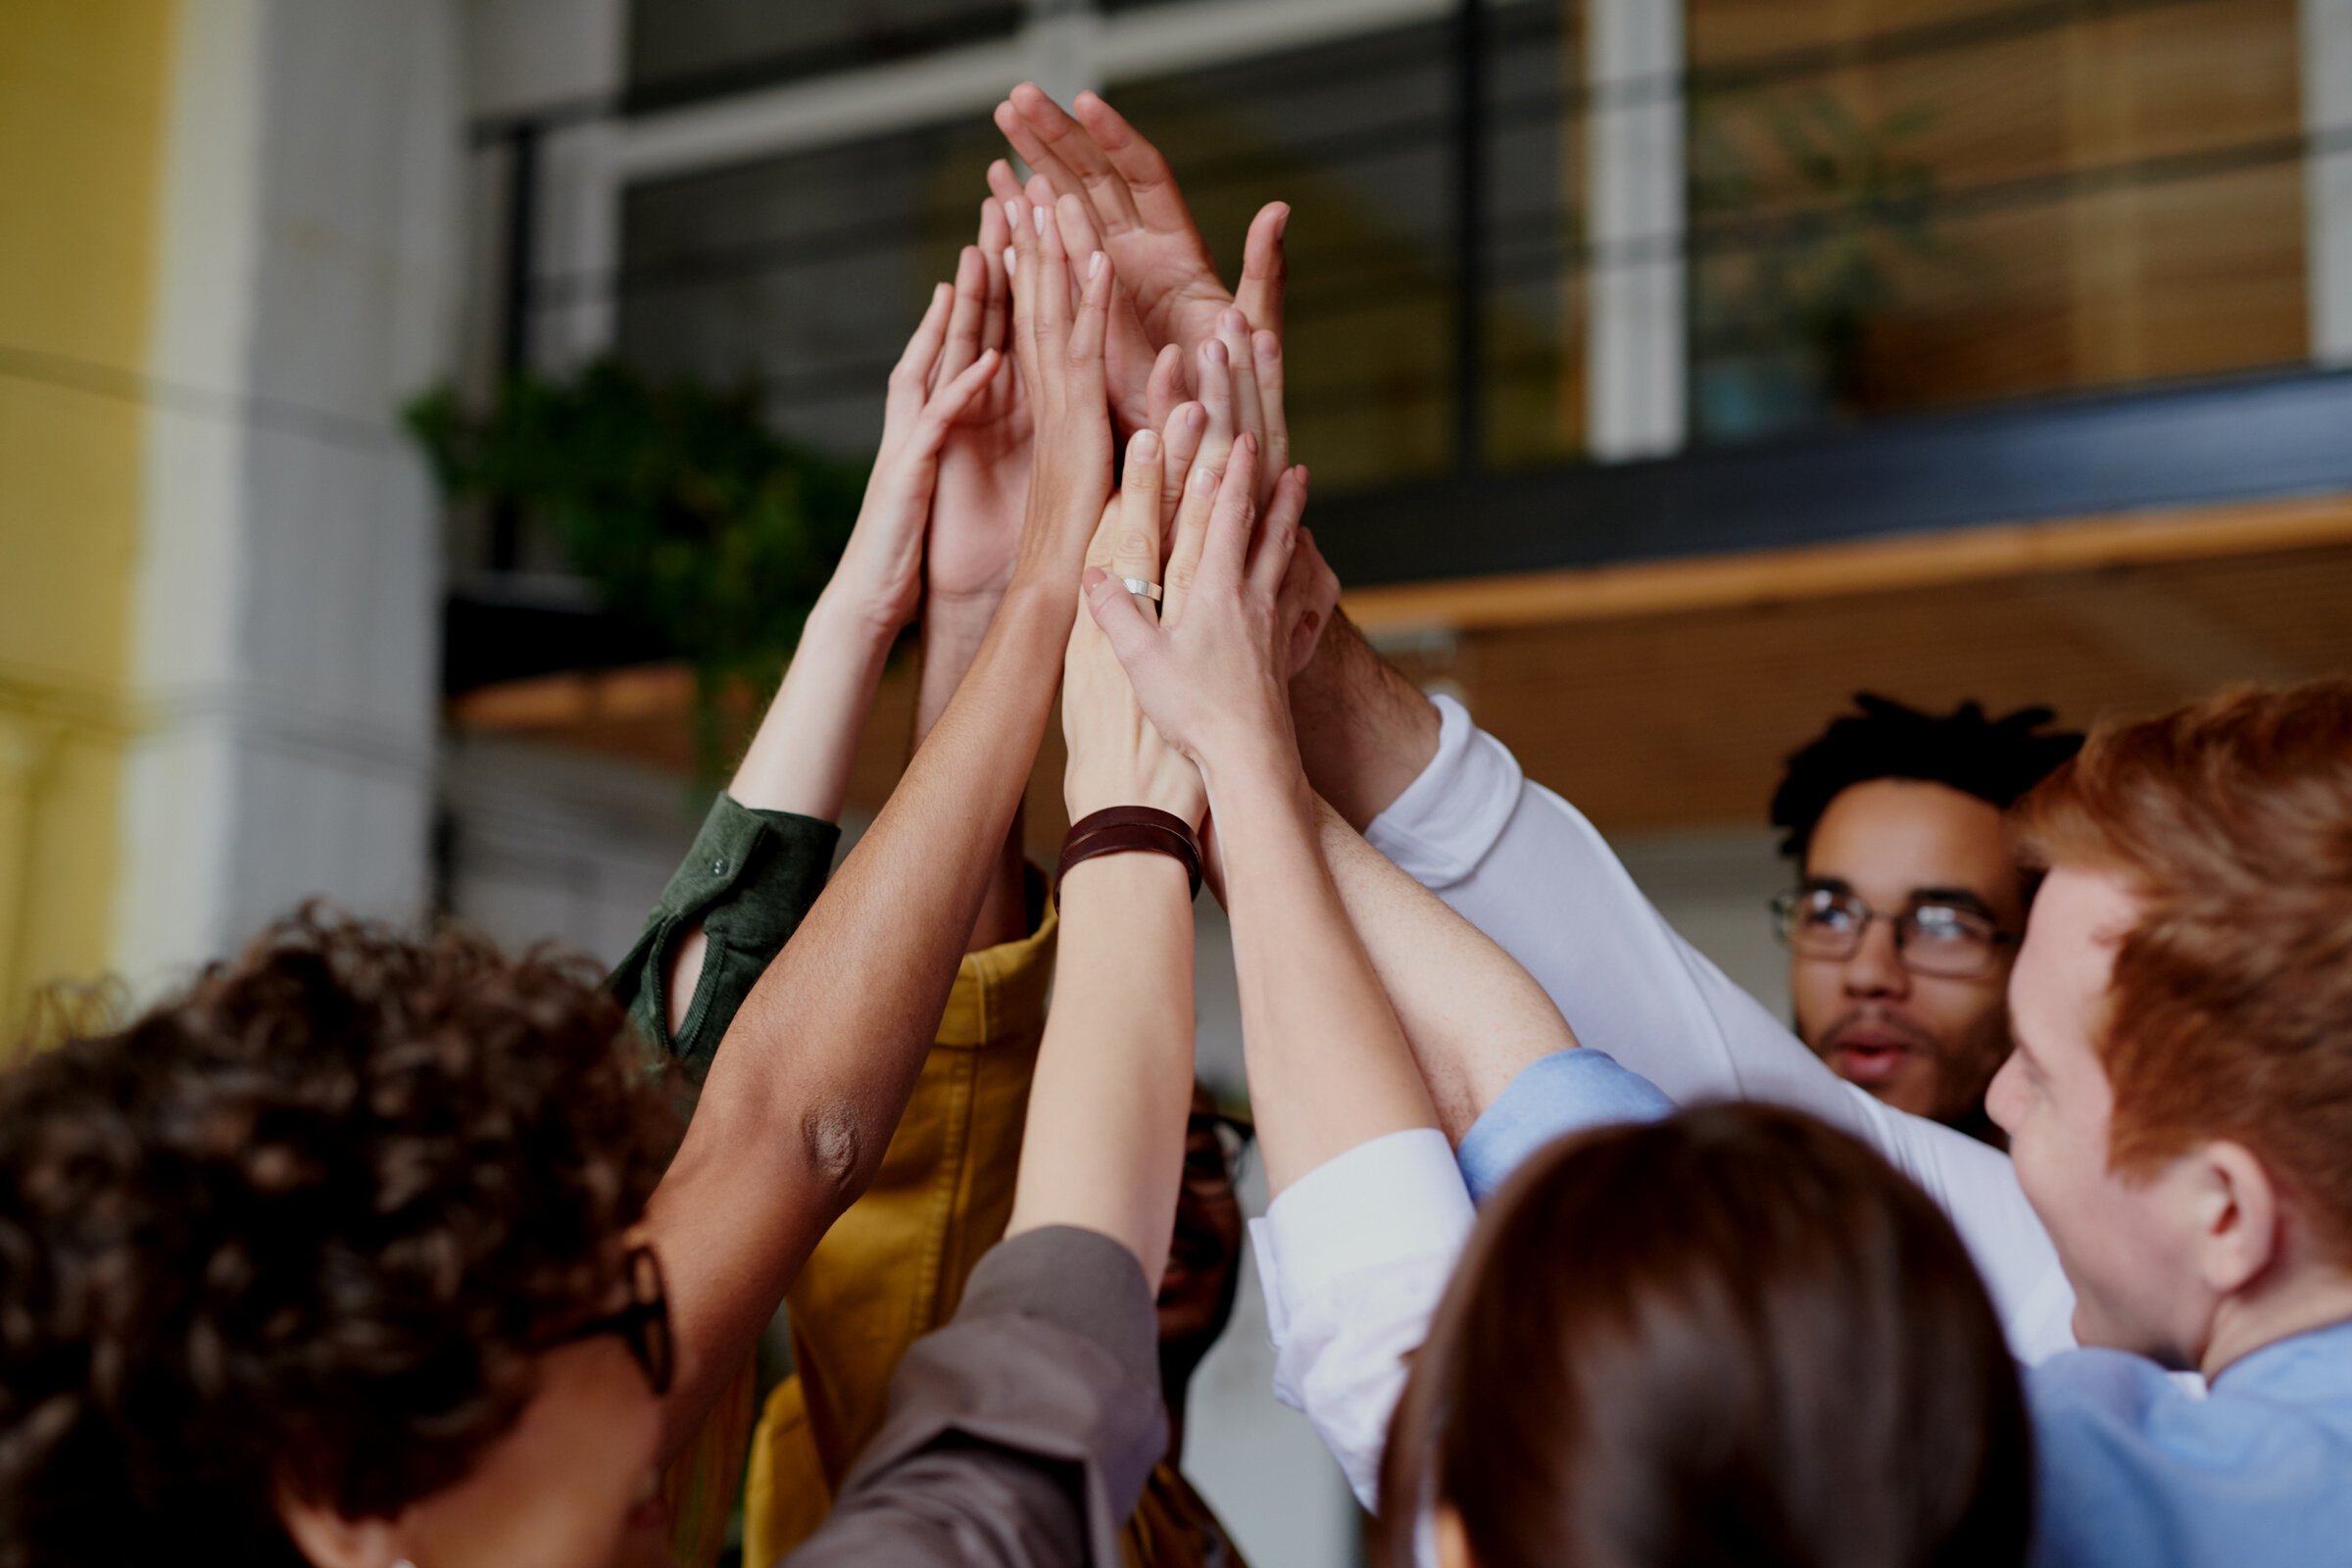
[1054,806,1203,909]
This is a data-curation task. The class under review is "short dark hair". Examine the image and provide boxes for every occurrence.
[1380,1104,2033,1568]
[0,909,681,1568]
[1770,693,2082,863]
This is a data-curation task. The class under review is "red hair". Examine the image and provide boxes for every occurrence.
[2015,681,2352,1251]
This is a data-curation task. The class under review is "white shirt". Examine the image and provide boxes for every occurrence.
[1250,696,2077,1510]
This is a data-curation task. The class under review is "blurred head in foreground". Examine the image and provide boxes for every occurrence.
[1382,1103,2033,1568]
[0,911,684,1568]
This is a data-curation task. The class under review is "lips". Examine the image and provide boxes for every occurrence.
[1822,1014,1933,1089]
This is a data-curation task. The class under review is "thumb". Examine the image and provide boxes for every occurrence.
[1082,565,1160,672]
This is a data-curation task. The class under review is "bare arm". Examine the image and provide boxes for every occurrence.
[663,276,1002,1028]
[1312,796,1576,1142]
[1005,417,1222,1271]
[1086,441,1437,1196]
[643,199,1119,1456]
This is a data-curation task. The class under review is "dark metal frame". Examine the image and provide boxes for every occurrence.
[446,0,2352,692]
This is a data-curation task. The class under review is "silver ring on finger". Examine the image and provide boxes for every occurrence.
[1122,577,1164,619]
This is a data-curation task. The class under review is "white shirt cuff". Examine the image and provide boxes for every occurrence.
[1364,695,1526,889]
[1251,1127,1474,1347]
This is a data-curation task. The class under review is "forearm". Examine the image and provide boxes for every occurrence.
[1313,796,1575,1141]
[1004,854,1194,1282]
[915,596,1028,952]
[660,594,888,1032]
[1208,744,1438,1194]
[644,579,1072,1455]
[1289,611,1441,831]
[733,589,895,820]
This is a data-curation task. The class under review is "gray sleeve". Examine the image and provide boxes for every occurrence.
[781,1226,1166,1568]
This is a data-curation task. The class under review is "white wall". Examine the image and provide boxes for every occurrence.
[118,0,464,993]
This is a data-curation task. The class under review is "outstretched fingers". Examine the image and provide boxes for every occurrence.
[1253,329,1290,483]
[935,247,988,391]
[1200,434,1261,590]
[1070,91,1196,238]
[1237,202,1291,338]
[1015,83,1144,236]
[976,199,1011,357]
[1109,429,1166,618]
[1249,464,1308,600]
[888,282,956,426]
[1156,400,1206,543]
[1161,447,1219,615]
[1083,564,1162,674]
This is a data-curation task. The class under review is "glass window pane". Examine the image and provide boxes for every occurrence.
[1483,0,1587,468]
[617,116,1004,458]
[1685,0,2309,443]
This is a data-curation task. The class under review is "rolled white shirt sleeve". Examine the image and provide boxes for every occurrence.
[1250,1128,1473,1511]
[1366,697,2078,1364]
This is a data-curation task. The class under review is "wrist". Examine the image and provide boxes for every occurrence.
[809,580,906,652]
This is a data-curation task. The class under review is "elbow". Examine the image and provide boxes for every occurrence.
[799,1099,869,1219]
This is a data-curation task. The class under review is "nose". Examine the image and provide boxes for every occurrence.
[1840,913,1910,999]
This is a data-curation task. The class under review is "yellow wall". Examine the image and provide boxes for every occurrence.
[0,1,177,1025]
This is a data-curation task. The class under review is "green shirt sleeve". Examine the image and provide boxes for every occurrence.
[609,792,841,1079]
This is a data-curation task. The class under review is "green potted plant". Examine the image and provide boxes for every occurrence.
[1690,89,1940,440]
[409,361,867,769]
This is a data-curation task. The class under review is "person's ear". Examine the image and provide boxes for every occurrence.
[2194,1139,2281,1298]
[275,1485,411,1568]
[1435,1505,1478,1568]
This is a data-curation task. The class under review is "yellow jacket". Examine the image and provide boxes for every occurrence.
[743,890,1247,1568]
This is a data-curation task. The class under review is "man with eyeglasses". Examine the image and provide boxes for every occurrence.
[1767,695,2083,1141]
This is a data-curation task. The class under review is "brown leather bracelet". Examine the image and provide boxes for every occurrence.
[1054,806,1203,909]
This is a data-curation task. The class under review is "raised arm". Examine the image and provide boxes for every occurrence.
[1086,439,1433,1192]
[642,198,1121,1456]
[787,423,1219,1568]
[653,276,1004,1029]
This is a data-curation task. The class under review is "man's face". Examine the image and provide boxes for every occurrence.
[1985,866,2211,1364]
[1789,779,2025,1122]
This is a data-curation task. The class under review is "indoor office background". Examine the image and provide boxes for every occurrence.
[5,3,2352,1566]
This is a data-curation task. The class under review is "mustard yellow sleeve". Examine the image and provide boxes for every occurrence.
[744,876,1057,1566]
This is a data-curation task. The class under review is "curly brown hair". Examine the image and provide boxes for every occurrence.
[0,908,681,1568]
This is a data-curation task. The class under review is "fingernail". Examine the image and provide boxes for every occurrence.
[1034,206,1049,235]
[1237,432,1257,454]
[1256,333,1278,361]
[1004,246,1016,274]
[1185,405,1206,431]
[1089,250,1105,279]
[1204,340,1226,368]
[1275,206,1291,240]
[1132,430,1158,461]
[1004,200,1021,228]
[1224,309,1247,333]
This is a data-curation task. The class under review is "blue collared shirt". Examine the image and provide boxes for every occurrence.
[1463,1049,2352,1568]
[2029,1320,2352,1568]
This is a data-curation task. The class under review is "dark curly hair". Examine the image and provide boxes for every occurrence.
[0,908,681,1568]
[1770,693,2083,865]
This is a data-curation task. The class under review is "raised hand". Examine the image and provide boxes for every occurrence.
[1004,193,1116,591]
[1063,420,1210,828]
[928,203,1032,619]
[996,84,1289,356]
[1083,434,1311,780]
[829,274,1004,637]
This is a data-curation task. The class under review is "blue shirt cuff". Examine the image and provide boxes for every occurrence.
[1457,1050,1676,1202]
